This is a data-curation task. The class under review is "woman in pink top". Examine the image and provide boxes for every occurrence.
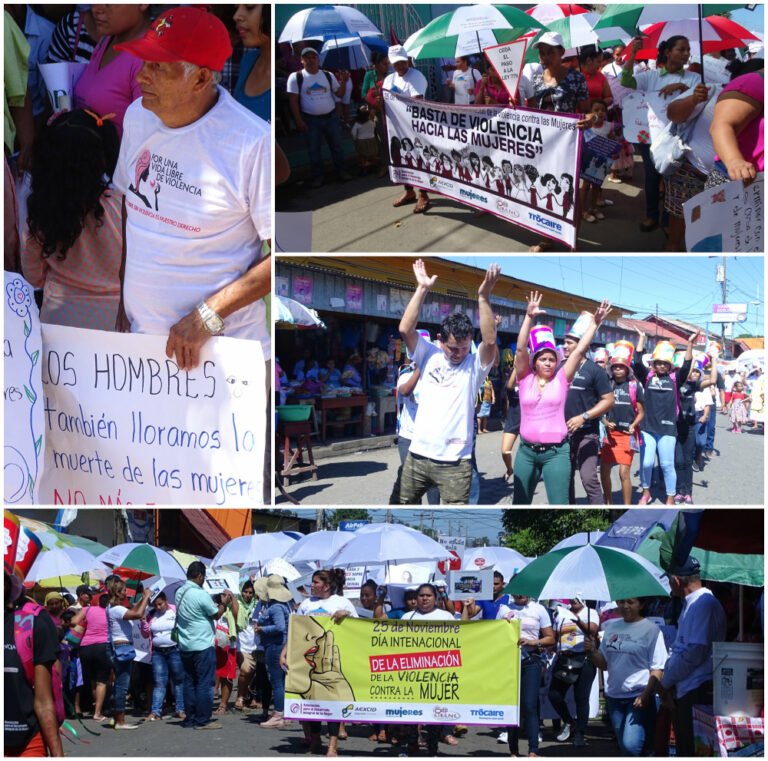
[709,66,764,184]
[513,291,611,504]
[474,63,513,106]
[73,4,150,139]
[22,109,122,331]
[71,596,111,721]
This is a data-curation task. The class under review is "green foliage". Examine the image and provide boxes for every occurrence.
[327,508,372,529]
[501,509,614,557]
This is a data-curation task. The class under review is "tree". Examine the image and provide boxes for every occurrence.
[327,508,372,529]
[501,509,615,557]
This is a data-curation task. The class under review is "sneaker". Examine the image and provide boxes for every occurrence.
[638,493,652,505]
[573,732,587,747]
[497,731,509,744]
[194,721,223,730]
[683,495,693,504]
[556,724,572,742]
[114,723,140,730]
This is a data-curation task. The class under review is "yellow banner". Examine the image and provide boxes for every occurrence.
[285,616,520,725]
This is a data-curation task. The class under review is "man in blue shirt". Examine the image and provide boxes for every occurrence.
[660,557,726,757]
[176,561,233,730]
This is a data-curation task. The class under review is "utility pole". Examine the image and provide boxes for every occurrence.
[316,509,325,531]
[385,509,393,524]
[721,256,727,357]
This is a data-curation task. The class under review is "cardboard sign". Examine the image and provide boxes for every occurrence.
[37,326,265,505]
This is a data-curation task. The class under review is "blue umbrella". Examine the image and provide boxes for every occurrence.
[596,509,678,553]
[320,35,388,70]
[278,5,382,44]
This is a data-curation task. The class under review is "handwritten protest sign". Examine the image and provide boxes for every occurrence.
[285,617,520,725]
[684,175,764,252]
[37,326,265,505]
[483,39,527,100]
[621,91,667,144]
[4,274,44,504]
[384,91,581,247]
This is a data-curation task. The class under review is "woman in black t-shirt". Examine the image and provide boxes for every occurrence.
[632,329,698,504]
[601,346,645,505]
[674,358,717,503]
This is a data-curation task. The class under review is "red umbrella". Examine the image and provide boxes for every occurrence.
[631,15,759,60]
[524,4,591,25]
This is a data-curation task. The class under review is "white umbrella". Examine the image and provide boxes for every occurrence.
[27,547,109,582]
[326,524,452,566]
[279,5,382,44]
[211,533,298,570]
[461,546,531,582]
[551,531,605,551]
[284,530,355,564]
[275,295,326,328]
[263,557,303,582]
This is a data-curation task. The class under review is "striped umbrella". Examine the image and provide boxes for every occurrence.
[97,543,186,580]
[404,5,546,60]
[505,544,669,600]
[524,13,630,62]
[525,4,591,26]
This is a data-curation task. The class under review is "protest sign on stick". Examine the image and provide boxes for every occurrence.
[683,175,764,252]
[285,616,520,724]
[38,326,265,505]
[4,273,44,504]
[384,91,581,247]
[482,39,527,101]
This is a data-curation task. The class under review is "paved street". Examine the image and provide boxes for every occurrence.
[64,707,622,757]
[276,151,667,253]
[277,413,764,505]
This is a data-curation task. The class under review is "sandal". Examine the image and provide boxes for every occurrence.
[337,732,348,741]
[214,705,229,715]
[392,193,417,208]
[413,198,432,214]
[441,735,459,746]
[234,700,245,712]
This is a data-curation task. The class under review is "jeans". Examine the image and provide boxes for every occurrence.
[549,656,596,734]
[568,430,603,505]
[640,431,676,496]
[705,404,717,451]
[695,418,708,455]
[605,695,657,756]
[151,646,185,715]
[304,112,345,179]
[264,643,285,712]
[513,439,571,504]
[180,646,216,727]
[508,655,544,755]
[674,421,697,497]
[399,452,472,504]
[638,142,661,223]
[112,657,132,713]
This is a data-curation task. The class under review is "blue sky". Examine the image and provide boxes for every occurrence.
[441,256,764,336]
[731,5,764,34]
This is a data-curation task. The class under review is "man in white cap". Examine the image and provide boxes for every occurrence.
[747,41,764,59]
[378,45,432,213]
[287,47,352,188]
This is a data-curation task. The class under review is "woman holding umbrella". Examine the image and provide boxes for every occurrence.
[584,598,667,756]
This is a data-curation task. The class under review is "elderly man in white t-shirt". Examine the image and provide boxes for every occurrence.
[397,259,500,504]
[378,45,432,213]
[287,48,352,188]
[113,6,271,371]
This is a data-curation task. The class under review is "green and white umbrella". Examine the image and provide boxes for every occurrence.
[525,13,630,62]
[97,542,186,580]
[593,4,702,37]
[404,5,546,60]
[505,544,669,601]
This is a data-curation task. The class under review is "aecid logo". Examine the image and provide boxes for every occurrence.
[429,176,439,187]
[341,704,354,718]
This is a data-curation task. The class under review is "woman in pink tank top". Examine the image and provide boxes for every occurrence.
[512,291,612,504]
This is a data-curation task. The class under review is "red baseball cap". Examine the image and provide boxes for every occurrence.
[115,7,232,72]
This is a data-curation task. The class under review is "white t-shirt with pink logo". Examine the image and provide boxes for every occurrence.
[114,87,271,354]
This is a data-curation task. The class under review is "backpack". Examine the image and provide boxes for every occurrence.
[14,602,66,725]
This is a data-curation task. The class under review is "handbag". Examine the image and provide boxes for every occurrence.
[650,120,693,177]
[107,605,136,663]
[553,652,587,685]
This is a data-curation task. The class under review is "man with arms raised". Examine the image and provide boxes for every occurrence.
[398,259,500,504]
